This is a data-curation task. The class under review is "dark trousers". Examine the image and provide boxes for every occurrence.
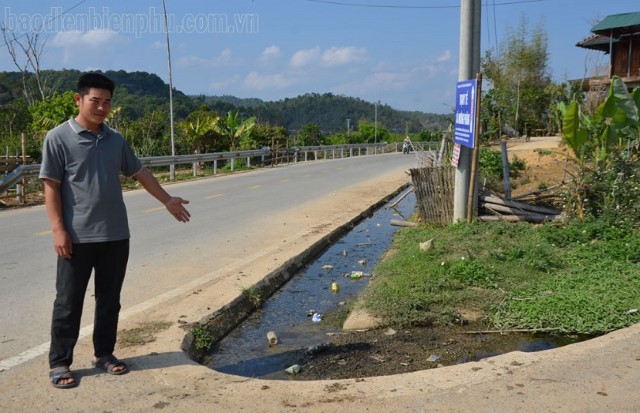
[49,240,129,369]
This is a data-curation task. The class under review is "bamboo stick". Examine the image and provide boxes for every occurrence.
[389,187,414,209]
[481,195,562,215]
[390,219,418,227]
[511,183,564,200]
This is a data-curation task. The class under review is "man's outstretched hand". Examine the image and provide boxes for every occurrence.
[165,197,191,223]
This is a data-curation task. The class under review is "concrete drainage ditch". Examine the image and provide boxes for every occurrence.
[181,185,415,374]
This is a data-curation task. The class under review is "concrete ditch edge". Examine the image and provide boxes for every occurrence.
[181,182,411,362]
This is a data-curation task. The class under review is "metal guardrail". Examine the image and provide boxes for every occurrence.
[0,143,396,196]
[139,148,269,167]
[0,164,41,195]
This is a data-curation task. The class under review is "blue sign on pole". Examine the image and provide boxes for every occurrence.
[454,79,477,149]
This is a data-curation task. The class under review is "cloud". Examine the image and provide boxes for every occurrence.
[244,71,294,91]
[290,46,321,68]
[176,48,234,67]
[321,46,367,67]
[50,29,121,48]
[289,46,368,69]
[259,45,281,62]
[208,74,241,92]
[436,49,452,63]
[338,71,411,95]
[49,29,124,64]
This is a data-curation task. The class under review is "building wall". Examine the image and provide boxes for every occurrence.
[612,35,640,78]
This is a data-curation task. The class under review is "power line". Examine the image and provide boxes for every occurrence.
[304,0,544,9]
[0,0,89,49]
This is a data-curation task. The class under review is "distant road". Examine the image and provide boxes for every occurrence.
[0,152,416,364]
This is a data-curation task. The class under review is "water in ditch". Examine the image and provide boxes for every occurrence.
[206,191,586,380]
[207,191,417,379]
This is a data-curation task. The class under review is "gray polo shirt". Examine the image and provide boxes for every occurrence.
[39,117,143,243]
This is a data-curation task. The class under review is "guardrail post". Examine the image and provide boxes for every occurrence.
[213,160,217,174]
[16,182,23,203]
[231,158,235,171]
[246,156,251,167]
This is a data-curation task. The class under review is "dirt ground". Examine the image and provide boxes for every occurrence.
[295,136,569,380]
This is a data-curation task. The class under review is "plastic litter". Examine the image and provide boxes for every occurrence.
[267,331,278,346]
[285,364,302,374]
[347,270,371,279]
[427,354,441,362]
[311,313,323,323]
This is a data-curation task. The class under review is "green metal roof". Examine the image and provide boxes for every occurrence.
[591,12,640,36]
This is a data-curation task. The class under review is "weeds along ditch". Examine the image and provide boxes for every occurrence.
[206,191,417,379]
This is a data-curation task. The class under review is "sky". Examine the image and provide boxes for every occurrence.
[0,0,636,114]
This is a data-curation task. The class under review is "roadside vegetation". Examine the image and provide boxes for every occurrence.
[364,218,640,334]
[364,76,640,336]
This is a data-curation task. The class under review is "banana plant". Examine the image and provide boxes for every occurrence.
[560,76,639,163]
[213,111,257,151]
[558,76,640,220]
[592,76,640,163]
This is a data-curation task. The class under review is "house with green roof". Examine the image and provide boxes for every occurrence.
[576,11,640,91]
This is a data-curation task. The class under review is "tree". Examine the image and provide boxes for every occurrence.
[482,15,551,139]
[357,120,391,144]
[118,110,168,157]
[1,27,49,105]
[0,99,31,158]
[250,123,288,149]
[213,111,256,151]
[29,91,77,137]
[298,123,323,146]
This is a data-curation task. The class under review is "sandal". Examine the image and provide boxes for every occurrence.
[49,366,77,389]
[92,354,129,375]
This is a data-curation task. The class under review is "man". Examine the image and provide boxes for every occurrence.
[40,72,191,389]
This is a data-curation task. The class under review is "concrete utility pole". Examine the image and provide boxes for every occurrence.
[453,0,481,221]
[162,0,176,181]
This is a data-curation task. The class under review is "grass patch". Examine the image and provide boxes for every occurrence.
[363,220,640,334]
[192,325,214,352]
[118,321,173,347]
[241,286,262,307]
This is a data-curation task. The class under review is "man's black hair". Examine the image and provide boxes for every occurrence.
[77,73,115,96]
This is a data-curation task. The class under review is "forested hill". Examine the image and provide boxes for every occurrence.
[206,93,451,134]
[0,69,451,133]
[0,69,198,120]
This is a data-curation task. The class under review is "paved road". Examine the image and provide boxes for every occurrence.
[0,152,416,364]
